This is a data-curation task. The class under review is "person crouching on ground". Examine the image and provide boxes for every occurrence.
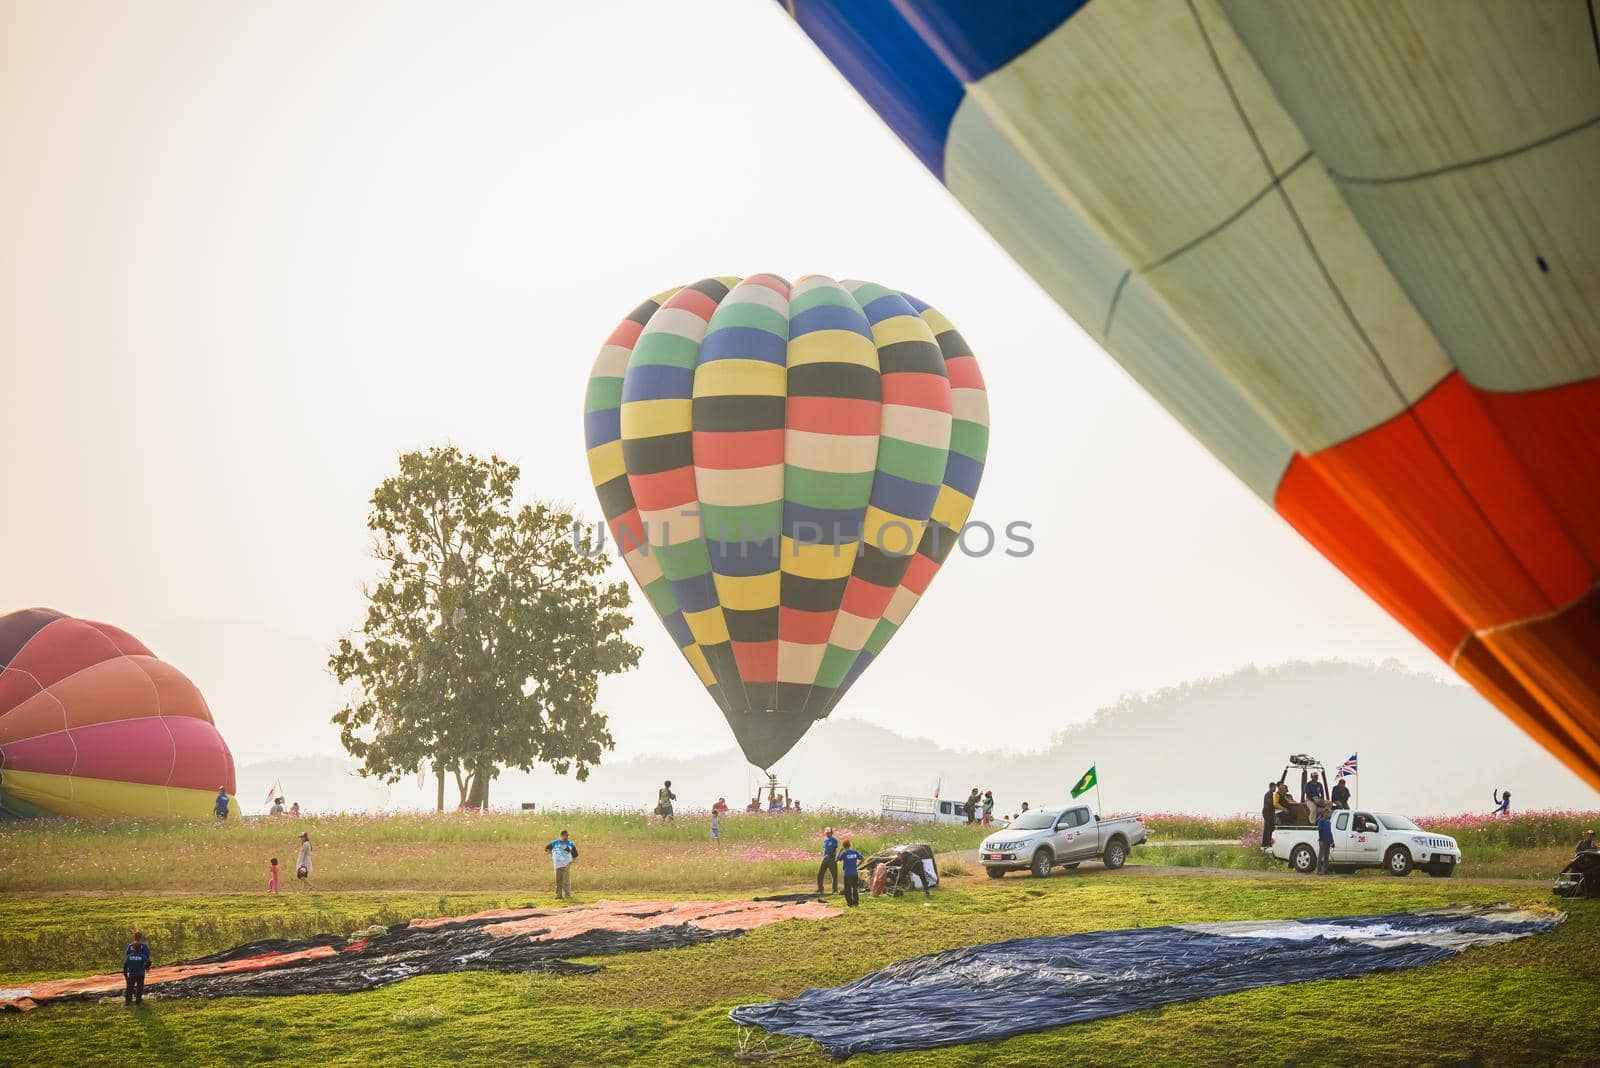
[1316,804,1335,874]
[816,826,840,895]
[122,931,152,1006]
[839,839,864,907]
[545,829,578,899]
[295,832,313,890]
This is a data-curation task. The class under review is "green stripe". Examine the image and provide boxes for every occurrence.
[949,420,989,462]
[875,437,949,486]
[790,285,859,316]
[629,332,700,368]
[784,467,874,510]
[643,576,680,618]
[706,302,788,337]
[585,376,623,413]
[700,503,781,546]
[815,644,859,688]
[864,619,897,655]
[656,538,713,582]
[848,282,896,305]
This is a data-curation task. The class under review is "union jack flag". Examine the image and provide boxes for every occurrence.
[1337,754,1358,780]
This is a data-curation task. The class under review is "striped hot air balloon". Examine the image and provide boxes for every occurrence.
[780,1,1600,791]
[584,275,989,769]
[0,609,237,818]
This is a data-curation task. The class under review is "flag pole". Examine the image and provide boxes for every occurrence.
[1094,757,1103,816]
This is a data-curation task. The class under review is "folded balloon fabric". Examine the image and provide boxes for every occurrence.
[731,906,1562,1056]
[0,898,838,1012]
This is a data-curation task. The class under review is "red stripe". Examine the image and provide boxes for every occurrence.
[608,509,646,552]
[787,396,880,436]
[779,607,835,645]
[731,641,778,683]
[694,430,785,470]
[628,467,699,512]
[840,577,894,620]
[945,355,985,391]
[744,274,791,298]
[664,288,719,321]
[606,319,643,349]
[901,553,939,596]
[880,372,952,413]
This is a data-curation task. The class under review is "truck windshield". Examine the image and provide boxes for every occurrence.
[1377,814,1420,831]
[1010,811,1057,830]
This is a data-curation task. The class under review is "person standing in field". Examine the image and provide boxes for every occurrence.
[816,827,840,895]
[710,809,721,846]
[545,829,578,899]
[214,787,230,820]
[656,780,676,821]
[295,832,313,890]
[981,791,995,827]
[1316,804,1335,874]
[1261,783,1277,847]
[122,931,152,1006]
[1492,789,1512,816]
[838,839,864,907]
[964,788,980,824]
[268,857,280,894]
[289,801,300,816]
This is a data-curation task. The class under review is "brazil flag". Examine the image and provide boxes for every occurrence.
[1070,766,1098,799]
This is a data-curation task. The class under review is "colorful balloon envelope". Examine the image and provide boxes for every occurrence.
[0,608,236,818]
[585,276,989,768]
[782,3,1600,790]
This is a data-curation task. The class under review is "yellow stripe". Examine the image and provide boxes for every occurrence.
[918,308,955,335]
[694,359,786,397]
[787,330,879,369]
[930,484,975,528]
[781,538,859,580]
[870,314,934,349]
[1,770,219,819]
[682,644,716,685]
[863,507,925,557]
[620,398,692,439]
[586,440,625,486]
[683,607,731,646]
[715,572,780,612]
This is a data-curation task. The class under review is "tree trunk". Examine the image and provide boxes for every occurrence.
[464,762,491,810]
[435,760,445,812]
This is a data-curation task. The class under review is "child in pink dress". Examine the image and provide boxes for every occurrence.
[269,857,280,894]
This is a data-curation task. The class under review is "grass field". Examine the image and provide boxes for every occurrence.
[2,813,1597,1066]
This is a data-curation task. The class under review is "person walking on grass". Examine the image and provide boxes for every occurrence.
[214,786,230,820]
[545,829,578,899]
[656,780,676,821]
[1316,804,1335,875]
[122,931,152,1006]
[710,809,721,847]
[839,838,864,907]
[295,832,313,890]
[816,827,840,895]
[268,857,280,894]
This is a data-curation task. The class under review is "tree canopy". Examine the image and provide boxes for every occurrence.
[331,446,639,808]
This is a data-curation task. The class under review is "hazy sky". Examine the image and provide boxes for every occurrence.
[3,1,1473,772]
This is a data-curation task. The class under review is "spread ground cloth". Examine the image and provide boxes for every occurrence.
[731,906,1561,1056]
[1,898,838,1012]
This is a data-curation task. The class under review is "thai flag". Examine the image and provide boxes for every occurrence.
[1337,754,1358,780]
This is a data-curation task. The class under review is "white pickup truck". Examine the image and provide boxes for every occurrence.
[1269,809,1462,877]
[979,804,1148,878]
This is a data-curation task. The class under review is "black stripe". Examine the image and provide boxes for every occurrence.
[621,433,693,476]
[788,362,880,400]
[876,339,946,376]
[803,685,837,720]
[594,475,637,520]
[934,328,972,361]
[780,574,847,613]
[917,521,959,565]
[627,299,662,326]
[776,681,817,716]
[852,543,914,588]
[692,395,787,433]
[689,277,731,302]
[701,642,748,712]
[741,681,777,716]
[724,607,780,643]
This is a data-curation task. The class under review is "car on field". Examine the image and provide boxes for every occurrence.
[1269,809,1462,876]
[979,804,1148,877]
[880,795,983,824]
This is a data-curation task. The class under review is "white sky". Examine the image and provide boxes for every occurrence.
[1,0,1461,771]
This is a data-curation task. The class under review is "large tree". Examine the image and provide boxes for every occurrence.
[330,446,639,809]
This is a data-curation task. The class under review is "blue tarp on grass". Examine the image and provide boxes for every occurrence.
[730,906,1561,1056]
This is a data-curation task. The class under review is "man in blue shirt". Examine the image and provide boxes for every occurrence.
[1302,773,1325,807]
[838,839,864,907]
[816,828,840,895]
[1316,804,1335,875]
[123,931,152,1005]
[213,787,230,820]
[544,830,579,899]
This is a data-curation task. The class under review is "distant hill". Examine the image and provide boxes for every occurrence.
[238,661,1597,817]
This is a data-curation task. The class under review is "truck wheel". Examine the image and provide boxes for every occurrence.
[1385,847,1413,876]
[1290,844,1317,874]
[985,866,1006,879]
[1103,839,1128,870]
[1030,849,1053,878]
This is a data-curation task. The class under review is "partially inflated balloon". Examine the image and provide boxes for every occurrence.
[782,2,1600,790]
[0,609,237,818]
[585,276,988,768]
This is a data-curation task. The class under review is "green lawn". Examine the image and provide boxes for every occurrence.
[3,872,1596,1066]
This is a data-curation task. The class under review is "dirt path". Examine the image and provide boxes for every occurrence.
[937,849,1543,888]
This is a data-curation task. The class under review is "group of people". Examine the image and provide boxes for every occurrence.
[268,832,315,892]
[746,786,801,813]
[962,788,996,826]
[814,827,865,906]
[267,796,302,818]
[1259,772,1351,847]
